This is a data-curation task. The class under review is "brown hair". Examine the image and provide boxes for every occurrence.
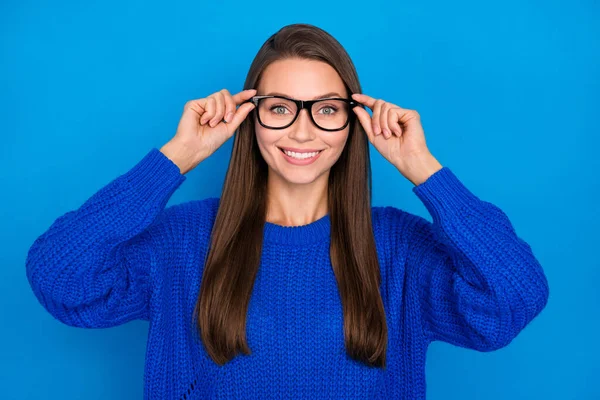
[193,23,387,368]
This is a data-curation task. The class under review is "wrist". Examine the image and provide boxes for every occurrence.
[398,153,443,186]
[159,140,202,175]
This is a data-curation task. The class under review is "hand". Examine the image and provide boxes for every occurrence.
[351,93,443,185]
[160,88,257,174]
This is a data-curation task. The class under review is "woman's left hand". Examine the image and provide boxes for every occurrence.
[351,93,443,186]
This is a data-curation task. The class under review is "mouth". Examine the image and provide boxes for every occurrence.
[278,147,324,157]
[277,147,324,164]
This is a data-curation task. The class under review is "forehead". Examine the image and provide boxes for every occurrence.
[258,58,347,99]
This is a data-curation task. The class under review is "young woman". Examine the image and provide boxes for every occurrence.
[26,23,550,399]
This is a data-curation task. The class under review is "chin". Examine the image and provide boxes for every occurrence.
[283,174,322,185]
[271,160,329,186]
[274,166,322,184]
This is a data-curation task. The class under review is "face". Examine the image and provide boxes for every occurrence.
[253,58,350,186]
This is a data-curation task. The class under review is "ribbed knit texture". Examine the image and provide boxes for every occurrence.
[26,148,550,399]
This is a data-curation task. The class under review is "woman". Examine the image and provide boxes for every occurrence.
[26,23,550,399]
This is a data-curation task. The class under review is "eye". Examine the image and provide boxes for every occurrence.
[270,104,292,115]
[317,105,338,115]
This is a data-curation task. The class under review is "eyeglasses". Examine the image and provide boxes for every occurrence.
[244,95,360,131]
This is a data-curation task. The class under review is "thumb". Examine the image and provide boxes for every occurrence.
[353,107,375,143]
[227,102,255,133]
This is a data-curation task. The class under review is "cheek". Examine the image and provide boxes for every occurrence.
[254,125,280,158]
[324,130,350,153]
[254,120,280,142]
[323,131,350,165]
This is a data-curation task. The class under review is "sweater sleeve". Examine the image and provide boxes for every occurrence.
[403,167,549,351]
[25,148,186,328]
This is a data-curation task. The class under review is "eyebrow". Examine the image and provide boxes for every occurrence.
[264,91,345,100]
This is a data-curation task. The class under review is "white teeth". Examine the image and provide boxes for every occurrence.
[283,150,321,159]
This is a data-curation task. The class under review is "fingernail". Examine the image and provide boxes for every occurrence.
[225,112,234,122]
[383,128,390,137]
[374,125,380,135]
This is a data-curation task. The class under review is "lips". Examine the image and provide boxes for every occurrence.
[278,146,323,165]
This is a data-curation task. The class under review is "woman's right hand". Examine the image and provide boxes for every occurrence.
[160,88,257,174]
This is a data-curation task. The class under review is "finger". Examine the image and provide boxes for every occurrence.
[183,99,206,120]
[209,92,225,128]
[201,97,216,125]
[380,103,392,138]
[371,100,384,136]
[397,108,421,125]
[389,108,403,137]
[351,93,377,109]
[226,102,256,134]
[352,107,375,143]
[232,88,258,105]
[221,89,236,123]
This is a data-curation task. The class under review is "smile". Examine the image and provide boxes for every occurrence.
[278,147,323,165]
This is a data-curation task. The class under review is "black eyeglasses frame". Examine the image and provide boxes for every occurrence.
[243,95,362,132]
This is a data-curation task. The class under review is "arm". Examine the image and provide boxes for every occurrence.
[401,167,549,351]
[25,148,186,328]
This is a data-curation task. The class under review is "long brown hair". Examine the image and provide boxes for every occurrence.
[193,23,387,368]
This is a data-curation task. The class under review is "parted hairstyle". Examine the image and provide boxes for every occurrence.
[192,23,387,368]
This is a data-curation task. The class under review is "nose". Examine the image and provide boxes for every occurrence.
[287,108,317,142]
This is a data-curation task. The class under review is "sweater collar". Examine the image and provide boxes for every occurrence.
[263,213,331,245]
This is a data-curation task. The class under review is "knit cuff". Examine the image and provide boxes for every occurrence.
[411,167,480,225]
[117,148,187,209]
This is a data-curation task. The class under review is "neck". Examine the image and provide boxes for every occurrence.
[265,169,329,227]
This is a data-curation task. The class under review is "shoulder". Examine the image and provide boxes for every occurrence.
[148,197,220,272]
[370,205,437,262]
[371,205,431,238]
[176,196,220,219]
[150,197,220,240]
[161,196,219,218]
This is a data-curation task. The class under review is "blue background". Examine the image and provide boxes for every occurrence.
[1,0,597,399]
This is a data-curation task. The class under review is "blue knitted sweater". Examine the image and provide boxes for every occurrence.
[26,148,549,399]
